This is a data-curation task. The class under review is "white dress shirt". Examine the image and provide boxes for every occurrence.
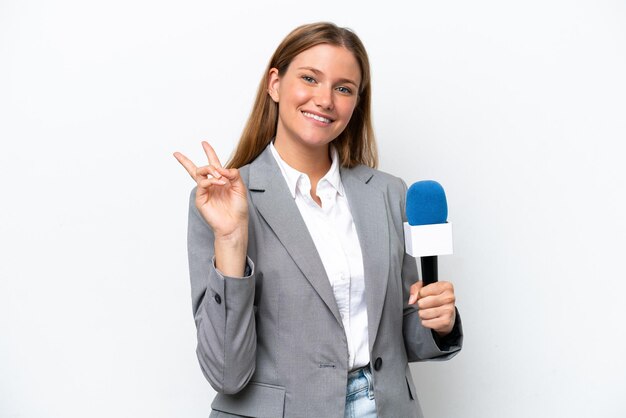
[269,142,369,371]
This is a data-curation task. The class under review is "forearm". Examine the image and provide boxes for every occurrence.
[187,188,257,393]
[214,226,249,278]
[195,263,257,394]
[403,307,463,361]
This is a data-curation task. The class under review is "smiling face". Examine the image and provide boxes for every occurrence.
[268,44,362,157]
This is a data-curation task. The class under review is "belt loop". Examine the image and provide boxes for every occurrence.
[363,365,375,400]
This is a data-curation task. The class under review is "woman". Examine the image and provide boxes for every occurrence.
[174,22,462,418]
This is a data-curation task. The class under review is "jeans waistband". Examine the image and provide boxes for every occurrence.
[348,363,370,376]
[346,363,374,400]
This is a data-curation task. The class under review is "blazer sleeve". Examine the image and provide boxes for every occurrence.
[187,187,257,394]
[397,180,464,362]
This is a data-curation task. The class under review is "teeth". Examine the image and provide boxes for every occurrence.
[303,111,331,123]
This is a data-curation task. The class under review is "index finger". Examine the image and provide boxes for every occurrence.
[419,281,453,298]
[202,141,223,168]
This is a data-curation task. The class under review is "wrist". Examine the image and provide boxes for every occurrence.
[214,227,248,278]
[214,228,248,247]
[213,218,248,240]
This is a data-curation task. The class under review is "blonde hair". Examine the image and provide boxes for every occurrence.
[226,22,378,169]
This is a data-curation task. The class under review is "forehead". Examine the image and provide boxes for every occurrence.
[289,44,361,84]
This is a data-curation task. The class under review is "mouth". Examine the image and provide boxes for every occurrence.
[302,111,334,124]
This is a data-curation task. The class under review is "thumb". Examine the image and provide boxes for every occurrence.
[408,281,423,305]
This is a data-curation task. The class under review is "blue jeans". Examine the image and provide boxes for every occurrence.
[344,366,378,418]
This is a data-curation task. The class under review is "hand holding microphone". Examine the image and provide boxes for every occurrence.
[408,281,456,337]
[405,180,456,337]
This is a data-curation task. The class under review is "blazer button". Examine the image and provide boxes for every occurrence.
[374,357,383,371]
[214,294,222,304]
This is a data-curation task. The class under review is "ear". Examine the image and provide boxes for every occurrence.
[267,68,280,103]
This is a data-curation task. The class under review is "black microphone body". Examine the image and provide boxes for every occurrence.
[420,255,438,286]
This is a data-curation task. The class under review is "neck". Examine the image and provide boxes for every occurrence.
[273,137,332,183]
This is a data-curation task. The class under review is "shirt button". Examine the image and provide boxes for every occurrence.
[214,294,222,304]
[373,357,383,371]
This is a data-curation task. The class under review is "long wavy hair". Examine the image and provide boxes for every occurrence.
[226,22,378,169]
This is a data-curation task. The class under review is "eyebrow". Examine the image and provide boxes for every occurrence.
[297,66,359,87]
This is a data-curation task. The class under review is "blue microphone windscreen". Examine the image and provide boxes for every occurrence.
[406,180,448,226]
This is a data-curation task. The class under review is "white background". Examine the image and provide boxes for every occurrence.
[1,1,625,417]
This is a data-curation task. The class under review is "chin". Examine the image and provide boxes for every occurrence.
[301,128,345,146]
[301,136,337,149]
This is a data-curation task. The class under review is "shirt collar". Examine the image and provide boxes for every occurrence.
[269,141,344,199]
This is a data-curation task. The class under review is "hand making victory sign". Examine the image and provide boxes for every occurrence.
[173,141,249,277]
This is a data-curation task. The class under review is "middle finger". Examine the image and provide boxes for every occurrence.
[173,152,199,181]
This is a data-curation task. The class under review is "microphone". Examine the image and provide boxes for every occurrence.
[404,180,453,286]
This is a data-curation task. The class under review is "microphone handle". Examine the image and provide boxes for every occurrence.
[420,256,438,286]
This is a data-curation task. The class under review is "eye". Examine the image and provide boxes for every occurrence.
[301,75,316,84]
[336,86,353,94]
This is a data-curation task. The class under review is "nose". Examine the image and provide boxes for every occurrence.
[314,86,334,110]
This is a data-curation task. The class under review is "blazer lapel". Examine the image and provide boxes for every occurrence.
[248,148,342,325]
[341,166,390,349]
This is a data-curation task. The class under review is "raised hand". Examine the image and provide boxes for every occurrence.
[174,141,248,237]
[174,141,249,277]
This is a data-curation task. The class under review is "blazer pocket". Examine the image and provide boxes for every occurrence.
[405,370,417,401]
[211,382,286,418]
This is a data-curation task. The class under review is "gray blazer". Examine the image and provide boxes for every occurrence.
[187,147,462,418]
